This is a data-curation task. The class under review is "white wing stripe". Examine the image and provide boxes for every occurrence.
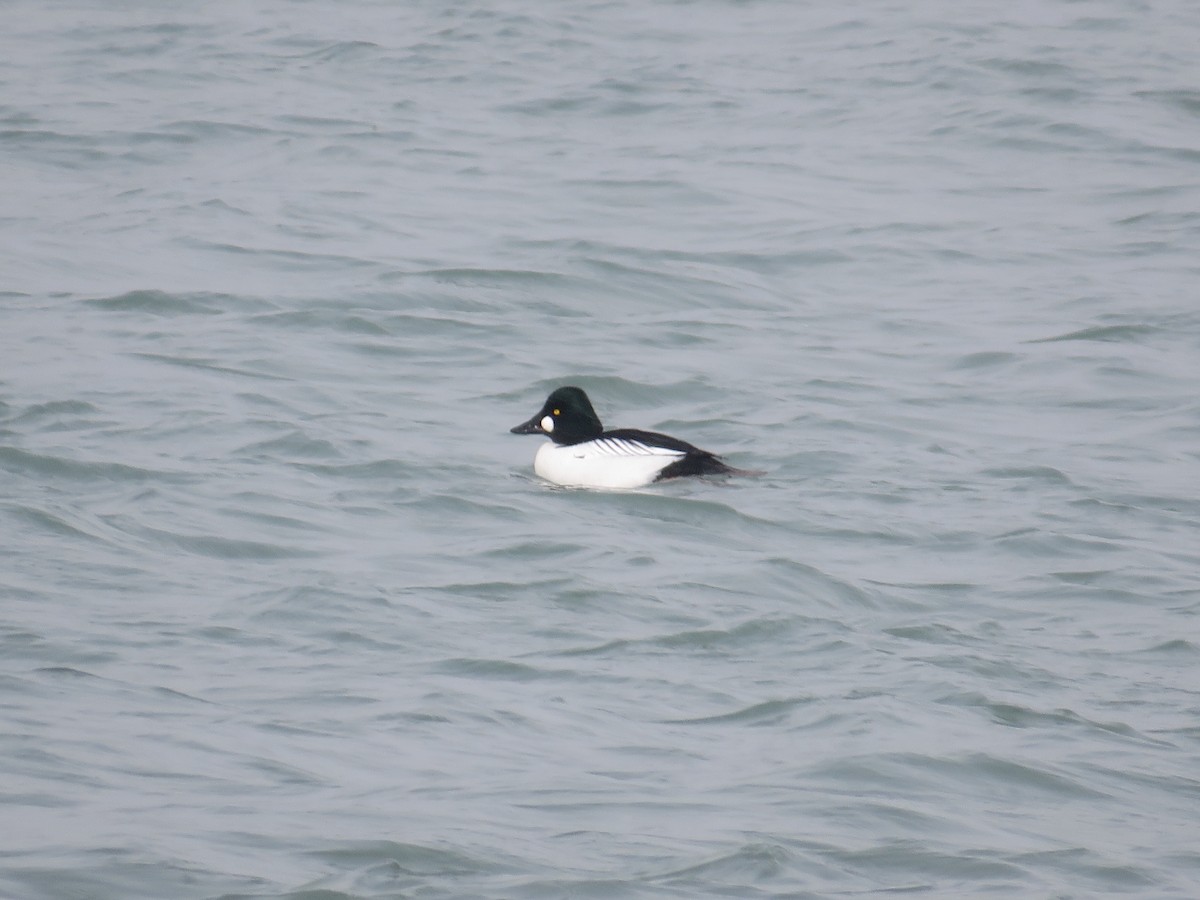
[577,438,684,458]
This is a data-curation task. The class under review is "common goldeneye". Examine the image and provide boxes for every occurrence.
[510,386,744,489]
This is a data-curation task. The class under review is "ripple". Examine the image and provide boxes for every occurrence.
[811,752,1111,801]
[100,514,312,560]
[436,658,552,681]
[979,465,1073,484]
[655,842,795,885]
[940,692,1165,746]
[664,697,815,727]
[1027,324,1160,344]
[0,446,184,483]
[84,290,227,316]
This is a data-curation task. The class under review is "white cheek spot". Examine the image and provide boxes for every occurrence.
[540,415,554,433]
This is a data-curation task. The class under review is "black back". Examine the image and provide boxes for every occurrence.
[603,428,735,481]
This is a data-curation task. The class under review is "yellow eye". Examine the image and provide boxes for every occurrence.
[552,408,560,416]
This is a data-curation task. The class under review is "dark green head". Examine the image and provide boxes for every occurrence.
[510,386,604,445]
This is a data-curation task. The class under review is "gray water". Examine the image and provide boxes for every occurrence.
[3,1,1199,897]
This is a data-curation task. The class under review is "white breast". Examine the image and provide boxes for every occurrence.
[533,438,684,489]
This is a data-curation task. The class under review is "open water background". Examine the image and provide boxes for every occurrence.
[3,1,1200,897]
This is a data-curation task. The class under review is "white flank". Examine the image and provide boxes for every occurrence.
[533,438,684,489]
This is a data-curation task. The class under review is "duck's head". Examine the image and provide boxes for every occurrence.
[510,386,604,445]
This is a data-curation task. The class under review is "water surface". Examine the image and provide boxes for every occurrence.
[2,1,1199,897]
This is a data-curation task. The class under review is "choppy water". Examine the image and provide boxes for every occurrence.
[3,2,1200,897]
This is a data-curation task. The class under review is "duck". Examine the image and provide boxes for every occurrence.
[510,386,745,489]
